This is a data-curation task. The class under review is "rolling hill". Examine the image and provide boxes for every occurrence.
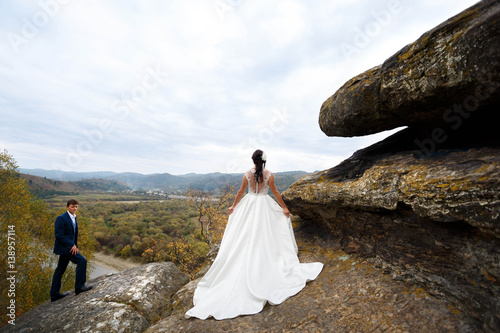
[20,169,310,193]
[20,173,131,198]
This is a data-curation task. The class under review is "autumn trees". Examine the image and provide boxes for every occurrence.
[140,186,234,278]
[0,150,95,326]
[82,191,234,278]
[187,185,234,249]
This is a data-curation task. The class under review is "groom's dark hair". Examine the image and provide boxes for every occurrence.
[67,199,79,207]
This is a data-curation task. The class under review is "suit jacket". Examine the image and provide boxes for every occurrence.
[53,211,78,255]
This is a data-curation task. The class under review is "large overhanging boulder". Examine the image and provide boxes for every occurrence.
[287,0,500,329]
[319,0,500,137]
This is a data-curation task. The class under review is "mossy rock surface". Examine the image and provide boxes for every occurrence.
[320,0,500,137]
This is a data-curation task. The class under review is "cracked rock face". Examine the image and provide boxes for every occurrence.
[283,132,500,329]
[6,262,190,333]
[285,130,500,237]
[319,0,500,137]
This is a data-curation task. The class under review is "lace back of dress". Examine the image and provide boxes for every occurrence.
[246,169,271,195]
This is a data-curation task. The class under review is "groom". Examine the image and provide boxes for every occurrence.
[50,199,92,302]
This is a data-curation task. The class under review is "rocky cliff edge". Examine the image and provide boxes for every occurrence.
[284,0,500,331]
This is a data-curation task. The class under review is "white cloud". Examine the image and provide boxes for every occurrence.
[0,0,480,174]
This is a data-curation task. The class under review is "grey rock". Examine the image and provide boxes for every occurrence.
[285,130,500,236]
[319,0,500,137]
[283,129,500,330]
[3,262,189,333]
[306,2,500,329]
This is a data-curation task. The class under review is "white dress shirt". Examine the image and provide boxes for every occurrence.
[67,211,77,229]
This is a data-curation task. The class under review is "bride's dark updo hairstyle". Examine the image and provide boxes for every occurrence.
[252,149,266,183]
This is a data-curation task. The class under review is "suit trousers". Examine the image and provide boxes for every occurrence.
[50,253,87,296]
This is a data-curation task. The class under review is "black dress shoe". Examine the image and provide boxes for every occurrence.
[75,285,93,295]
[51,292,69,302]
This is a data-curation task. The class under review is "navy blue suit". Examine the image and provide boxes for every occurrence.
[50,211,87,297]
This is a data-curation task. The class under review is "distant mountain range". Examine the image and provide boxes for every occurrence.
[20,168,310,193]
[20,173,130,198]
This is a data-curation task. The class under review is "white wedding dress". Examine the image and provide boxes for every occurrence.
[185,169,323,320]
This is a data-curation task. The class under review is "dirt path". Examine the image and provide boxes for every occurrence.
[92,252,142,272]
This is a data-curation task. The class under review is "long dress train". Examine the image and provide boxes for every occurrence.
[185,169,323,320]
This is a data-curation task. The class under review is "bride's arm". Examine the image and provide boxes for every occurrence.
[228,175,248,214]
[268,174,290,218]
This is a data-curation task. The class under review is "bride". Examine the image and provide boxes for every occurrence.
[185,150,323,320]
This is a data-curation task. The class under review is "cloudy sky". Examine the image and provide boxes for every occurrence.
[0,0,479,175]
